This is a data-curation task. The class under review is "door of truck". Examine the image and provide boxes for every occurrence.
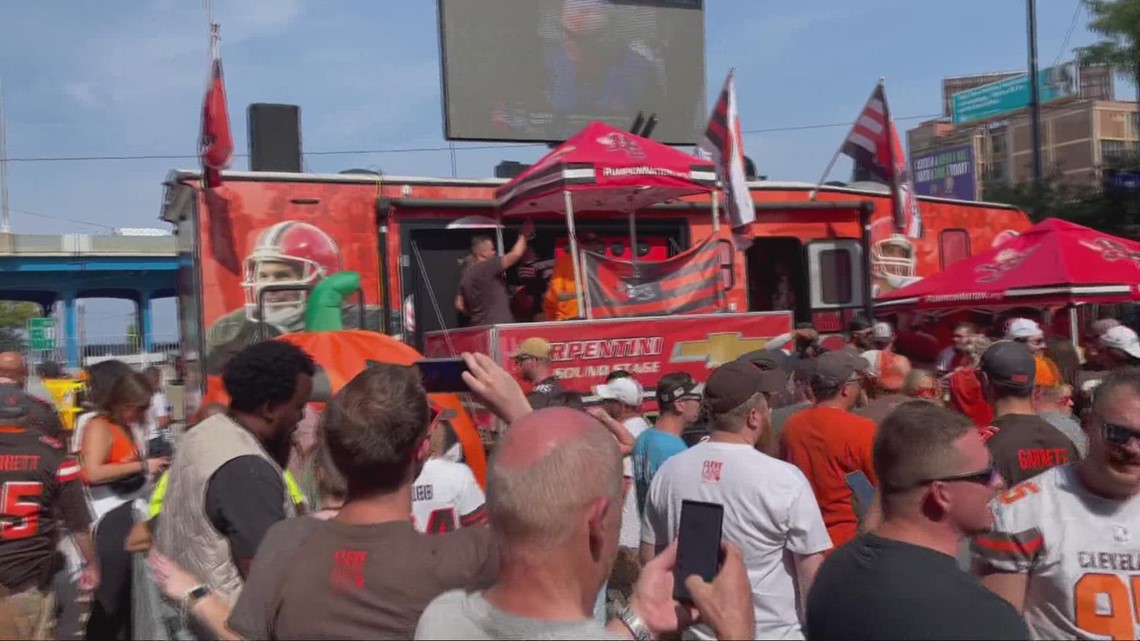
[745,237,808,321]
[805,239,867,333]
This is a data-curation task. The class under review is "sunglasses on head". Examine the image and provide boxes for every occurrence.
[915,386,940,399]
[1102,421,1140,448]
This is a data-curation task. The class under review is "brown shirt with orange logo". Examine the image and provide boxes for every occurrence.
[986,414,1080,487]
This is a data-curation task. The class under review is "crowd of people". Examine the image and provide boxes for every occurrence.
[0,307,1136,640]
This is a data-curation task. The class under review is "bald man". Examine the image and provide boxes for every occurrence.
[416,407,756,640]
[0,352,65,440]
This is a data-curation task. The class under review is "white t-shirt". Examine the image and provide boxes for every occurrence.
[143,390,169,440]
[620,416,651,549]
[411,458,487,534]
[642,441,832,640]
[972,464,1140,641]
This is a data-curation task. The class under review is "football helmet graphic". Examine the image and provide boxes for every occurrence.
[870,217,918,290]
[242,221,341,329]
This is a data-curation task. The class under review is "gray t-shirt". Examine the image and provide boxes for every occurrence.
[227,515,326,639]
[1040,411,1089,457]
[415,590,617,640]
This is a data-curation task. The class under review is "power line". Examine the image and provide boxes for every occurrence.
[0,113,944,164]
[6,206,116,230]
[1052,0,1085,69]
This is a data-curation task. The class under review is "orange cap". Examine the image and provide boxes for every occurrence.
[1034,355,1062,389]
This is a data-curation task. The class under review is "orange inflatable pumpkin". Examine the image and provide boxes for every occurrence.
[201,271,487,487]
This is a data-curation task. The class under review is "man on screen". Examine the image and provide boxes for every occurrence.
[544,0,666,133]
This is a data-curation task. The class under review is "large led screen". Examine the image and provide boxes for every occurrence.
[438,0,705,144]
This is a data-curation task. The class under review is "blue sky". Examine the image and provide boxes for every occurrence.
[0,0,1120,337]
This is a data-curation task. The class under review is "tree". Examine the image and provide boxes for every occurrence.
[1077,0,1140,92]
[0,301,41,331]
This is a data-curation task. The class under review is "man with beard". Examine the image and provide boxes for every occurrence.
[974,369,1140,640]
[846,315,875,355]
[807,402,1028,640]
[511,338,564,409]
[156,340,315,609]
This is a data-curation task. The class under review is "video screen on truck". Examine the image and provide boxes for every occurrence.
[438,0,706,144]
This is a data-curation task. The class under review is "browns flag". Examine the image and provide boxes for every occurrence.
[582,238,724,318]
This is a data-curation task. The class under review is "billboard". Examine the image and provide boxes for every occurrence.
[437,0,706,144]
[951,62,1079,125]
[911,145,977,201]
[196,182,384,375]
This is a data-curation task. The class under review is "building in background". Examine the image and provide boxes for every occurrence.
[908,64,1134,199]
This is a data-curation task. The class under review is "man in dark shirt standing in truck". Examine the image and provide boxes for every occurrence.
[457,220,533,326]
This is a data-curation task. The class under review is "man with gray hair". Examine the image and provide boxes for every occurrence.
[806,402,1028,640]
[641,361,831,639]
[415,407,755,640]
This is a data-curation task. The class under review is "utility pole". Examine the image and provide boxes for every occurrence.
[1026,0,1043,193]
[0,79,11,233]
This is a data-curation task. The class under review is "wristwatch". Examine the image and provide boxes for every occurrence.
[179,584,211,616]
[612,603,654,641]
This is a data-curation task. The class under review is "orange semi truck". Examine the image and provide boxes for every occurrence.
[160,169,1031,419]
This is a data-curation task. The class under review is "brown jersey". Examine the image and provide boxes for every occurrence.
[0,427,90,591]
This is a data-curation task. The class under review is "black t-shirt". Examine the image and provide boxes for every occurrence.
[987,413,1081,487]
[458,257,513,326]
[525,377,564,409]
[0,428,90,591]
[806,533,1029,641]
[0,384,65,441]
[205,455,288,569]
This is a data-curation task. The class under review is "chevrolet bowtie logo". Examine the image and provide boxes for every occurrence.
[671,333,768,367]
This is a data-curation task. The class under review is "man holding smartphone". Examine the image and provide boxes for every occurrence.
[641,361,831,639]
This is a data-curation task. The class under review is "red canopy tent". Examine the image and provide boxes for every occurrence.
[494,120,718,316]
[875,218,1140,315]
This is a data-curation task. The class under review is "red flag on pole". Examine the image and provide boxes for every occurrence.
[200,24,233,189]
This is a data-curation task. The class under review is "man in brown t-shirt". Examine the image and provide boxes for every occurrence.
[268,364,497,639]
[979,341,1080,487]
[457,220,533,326]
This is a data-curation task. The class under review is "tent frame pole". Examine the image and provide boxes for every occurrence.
[565,190,588,319]
[1069,304,1080,352]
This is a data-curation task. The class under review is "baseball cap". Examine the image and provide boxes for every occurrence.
[1005,318,1043,340]
[513,337,552,360]
[703,361,787,414]
[872,321,894,341]
[849,315,873,333]
[737,349,788,372]
[594,377,644,407]
[812,351,871,388]
[656,374,703,406]
[1100,325,1140,360]
[980,340,1036,392]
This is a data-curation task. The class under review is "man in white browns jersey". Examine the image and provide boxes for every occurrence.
[973,368,1140,640]
[410,416,486,534]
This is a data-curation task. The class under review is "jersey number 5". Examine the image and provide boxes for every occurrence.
[1074,573,1140,640]
[1,482,42,540]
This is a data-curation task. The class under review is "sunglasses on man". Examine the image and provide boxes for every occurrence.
[1102,421,1140,449]
[915,465,1001,489]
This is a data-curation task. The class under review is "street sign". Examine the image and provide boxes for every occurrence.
[27,317,56,351]
[952,62,1079,125]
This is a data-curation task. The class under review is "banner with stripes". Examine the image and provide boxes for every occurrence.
[840,81,923,238]
[583,238,724,319]
[699,69,754,228]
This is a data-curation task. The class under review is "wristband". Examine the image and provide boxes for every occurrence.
[179,584,210,624]
[611,603,654,641]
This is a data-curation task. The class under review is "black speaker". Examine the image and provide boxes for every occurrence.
[248,103,302,172]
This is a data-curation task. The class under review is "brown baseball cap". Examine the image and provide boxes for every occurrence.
[704,361,786,414]
[812,350,871,388]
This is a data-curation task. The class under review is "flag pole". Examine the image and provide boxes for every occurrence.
[878,76,901,231]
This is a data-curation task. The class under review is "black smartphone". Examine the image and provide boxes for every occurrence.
[673,500,724,602]
[415,358,470,393]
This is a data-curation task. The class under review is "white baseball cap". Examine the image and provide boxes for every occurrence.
[872,321,894,341]
[594,377,644,407]
[1100,325,1140,360]
[1005,318,1043,340]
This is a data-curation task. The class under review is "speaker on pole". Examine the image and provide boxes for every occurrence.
[248,103,302,172]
